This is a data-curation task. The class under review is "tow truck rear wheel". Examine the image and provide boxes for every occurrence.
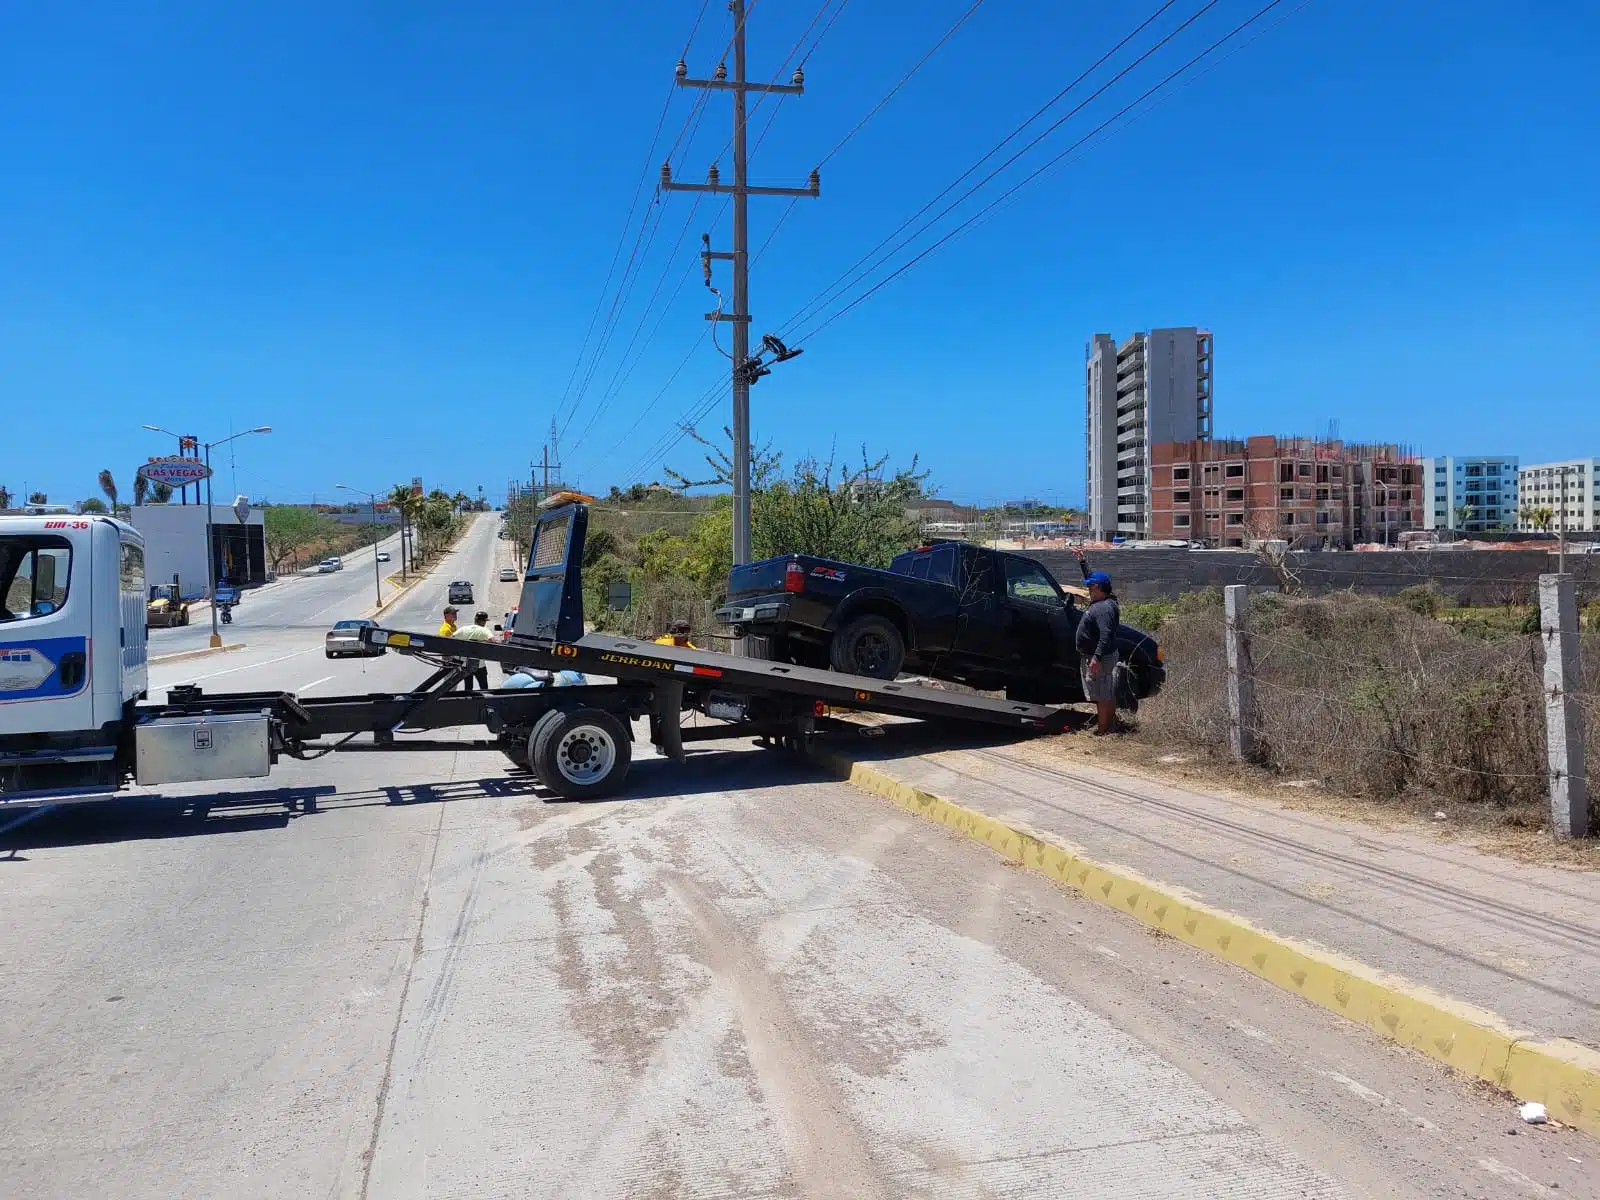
[530,708,631,799]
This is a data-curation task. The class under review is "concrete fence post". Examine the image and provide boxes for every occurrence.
[1224,585,1256,761]
[1538,574,1589,839]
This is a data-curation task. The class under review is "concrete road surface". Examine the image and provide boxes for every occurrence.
[1,514,1591,1198]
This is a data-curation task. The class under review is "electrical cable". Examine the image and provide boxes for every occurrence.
[554,0,713,428]
[754,0,991,267]
[790,0,1291,347]
[775,0,1186,340]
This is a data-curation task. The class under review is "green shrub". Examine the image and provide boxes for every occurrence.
[1397,583,1441,618]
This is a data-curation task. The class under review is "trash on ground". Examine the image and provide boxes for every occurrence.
[1518,1101,1548,1124]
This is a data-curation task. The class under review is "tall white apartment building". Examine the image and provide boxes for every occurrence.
[1085,328,1213,540]
[1518,459,1600,532]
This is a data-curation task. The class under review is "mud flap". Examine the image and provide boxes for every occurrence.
[651,681,685,763]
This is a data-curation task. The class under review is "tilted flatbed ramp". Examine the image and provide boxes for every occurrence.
[369,626,1070,732]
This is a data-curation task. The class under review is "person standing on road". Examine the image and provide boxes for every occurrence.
[452,610,493,692]
[438,606,459,638]
[1074,569,1121,736]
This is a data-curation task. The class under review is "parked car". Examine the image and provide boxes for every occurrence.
[498,566,519,582]
[714,541,1163,706]
[328,556,343,571]
[377,551,391,563]
[325,618,385,659]
[317,559,338,573]
[448,580,474,604]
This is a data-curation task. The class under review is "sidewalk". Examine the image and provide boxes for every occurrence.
[820,725,1600,1128]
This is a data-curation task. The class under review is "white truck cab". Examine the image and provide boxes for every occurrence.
[1,516,148,787]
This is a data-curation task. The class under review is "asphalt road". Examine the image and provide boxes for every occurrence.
[0,513,1591,1198]
[147,516,500,699]
[145,526,407,659]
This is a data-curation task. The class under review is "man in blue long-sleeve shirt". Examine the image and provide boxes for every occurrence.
[1071,551,1121,735]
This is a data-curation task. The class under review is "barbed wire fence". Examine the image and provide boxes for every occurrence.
[1132,576,1593,838]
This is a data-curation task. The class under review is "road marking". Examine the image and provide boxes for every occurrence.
[160,649,315,687]
[298,675,334,693]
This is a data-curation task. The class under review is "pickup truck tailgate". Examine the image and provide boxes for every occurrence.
[724,558,791,603]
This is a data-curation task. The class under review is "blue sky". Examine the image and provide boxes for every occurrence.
[2,0,1597,508]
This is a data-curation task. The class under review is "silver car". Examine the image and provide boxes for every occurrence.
[325,618,384,659]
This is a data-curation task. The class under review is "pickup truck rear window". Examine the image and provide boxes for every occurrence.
[893,544,958,585]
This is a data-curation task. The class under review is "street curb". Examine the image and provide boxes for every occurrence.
[149,643,246,666]
[813,747,1600,1136]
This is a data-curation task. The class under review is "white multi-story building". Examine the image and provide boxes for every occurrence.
[1518,459,1600,533]
[1423,456,1519,533]
[1085,328,1213,540]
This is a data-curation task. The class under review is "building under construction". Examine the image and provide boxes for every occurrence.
[1148,435,1423,548]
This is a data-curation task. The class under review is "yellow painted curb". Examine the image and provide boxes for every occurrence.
[148,643,247,666]
[818,749,1600,1136]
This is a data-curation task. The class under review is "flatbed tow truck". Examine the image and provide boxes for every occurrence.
[1,496,1070,809]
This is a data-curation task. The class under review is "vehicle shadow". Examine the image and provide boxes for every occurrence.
[0,744,832,853]
[0,787,334,854]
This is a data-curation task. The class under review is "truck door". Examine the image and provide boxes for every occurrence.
[998,557,1074,671]
[951,549,1010,662]
[0,525,94,738]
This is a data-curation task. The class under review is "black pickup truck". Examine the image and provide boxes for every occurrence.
[713,540,1164,706]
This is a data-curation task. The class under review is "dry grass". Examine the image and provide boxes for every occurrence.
[1132,589,1599,841]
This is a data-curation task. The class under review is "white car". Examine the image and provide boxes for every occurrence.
[328,557,343,571]
[499,567,518,582]
[317,559,338,573]
[376,551,391,563]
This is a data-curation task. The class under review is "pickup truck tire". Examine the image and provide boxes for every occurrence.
[828,615,905,680]
[531,707,631,800]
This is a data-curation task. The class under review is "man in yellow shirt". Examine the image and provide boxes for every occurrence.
[653,620,696,649]
[452,610,493,691]
[438,606,459,638]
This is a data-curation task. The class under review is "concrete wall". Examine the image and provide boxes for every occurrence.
[1033,547,1600,605]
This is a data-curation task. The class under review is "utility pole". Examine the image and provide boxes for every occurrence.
[662,0,819,565]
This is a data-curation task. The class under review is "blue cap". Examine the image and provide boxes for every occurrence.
[1085,571,1112,590]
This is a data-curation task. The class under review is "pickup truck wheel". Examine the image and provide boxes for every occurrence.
[531,708,631,800]
[829,615,905,680]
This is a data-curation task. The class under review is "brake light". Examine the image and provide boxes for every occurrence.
[783,561,806,593]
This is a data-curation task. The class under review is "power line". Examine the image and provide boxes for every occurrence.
[623,0,995,476]
[791,0,1293,347]
[776,0,1188,340]
[554,2,714,428]
[754,0,991,267]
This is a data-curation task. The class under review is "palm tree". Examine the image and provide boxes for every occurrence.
[98,470,119,515]
[452,490,470,514]
[0,486,11,509]
[1520,504,1555,534]
[134,475,150,507]
[152,481,173,503]
[1453,503,1474,535]
[388,484,419,579]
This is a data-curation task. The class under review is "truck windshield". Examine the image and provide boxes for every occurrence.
[0,535,71,623]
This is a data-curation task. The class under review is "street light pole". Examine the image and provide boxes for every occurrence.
[337,484,384,609]
[198,427,272,648]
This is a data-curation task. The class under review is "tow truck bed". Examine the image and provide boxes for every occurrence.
[3,493,1079,807]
